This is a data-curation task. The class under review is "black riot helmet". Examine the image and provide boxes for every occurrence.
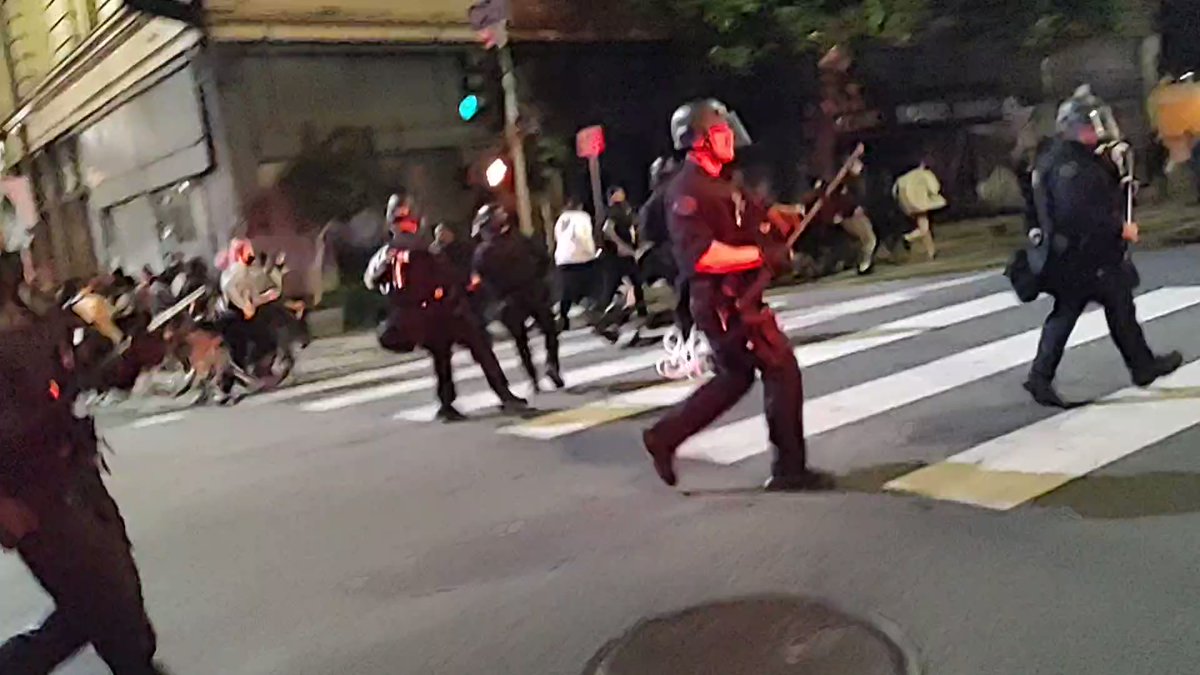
[670,99,752,152]
[471,203,509,240]
[1056,84,1122,144]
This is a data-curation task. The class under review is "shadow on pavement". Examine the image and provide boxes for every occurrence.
[679,463,927,498]
[1034,471,1200,519]
[836,463,929,494]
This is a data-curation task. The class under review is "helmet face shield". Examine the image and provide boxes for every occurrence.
[726,110,753,148]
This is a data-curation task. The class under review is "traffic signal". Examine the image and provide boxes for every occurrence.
[458,51,498,124]
[485,157,509,187]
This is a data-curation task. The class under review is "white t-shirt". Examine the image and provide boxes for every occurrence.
[553,210,598,266]
[220,262,273,314]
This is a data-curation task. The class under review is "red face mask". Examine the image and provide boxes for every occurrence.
[1076,125,1100,147]
[707,123,737,164]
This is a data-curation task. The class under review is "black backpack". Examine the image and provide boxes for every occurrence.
[1004,248,1041,303]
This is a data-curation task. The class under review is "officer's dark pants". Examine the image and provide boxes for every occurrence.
[378,306,515,410]
[648,277,808,478]
[499,289,561,384]
[674,276,693,336]
[1,466,161,675]
[1031,267,1155,383]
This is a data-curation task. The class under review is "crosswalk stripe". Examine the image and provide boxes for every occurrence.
[885,358,1200,510]
[776,271,996,333]
[393,273,999,423]
[394,350,667,421]
[501,292,1022,440]
[268,293,811,408]
[676,286,1200,466]
[252,321,612,406]
[299,338,608,412]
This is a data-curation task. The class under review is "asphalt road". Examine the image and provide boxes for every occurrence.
[7,248,1200,674]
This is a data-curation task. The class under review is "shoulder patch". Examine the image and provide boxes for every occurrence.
[672,196,698,217]
[1057,162,1078,179]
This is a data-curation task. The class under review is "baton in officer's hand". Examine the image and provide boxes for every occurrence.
[1123,221,1140,243]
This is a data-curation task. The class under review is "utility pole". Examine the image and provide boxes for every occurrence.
[469,0,533,235]
[498,44,534,235]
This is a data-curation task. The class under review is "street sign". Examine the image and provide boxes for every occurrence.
[468,0,510,31]
[576,126,606,159]
[477,22,509,50]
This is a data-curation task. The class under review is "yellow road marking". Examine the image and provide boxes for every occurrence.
[885,463,1075,511]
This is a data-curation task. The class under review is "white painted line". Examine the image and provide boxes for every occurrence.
[503,292,1022,440]
[253,324,602,405]
[396,274,997,423]
[886,358,1200,509]
[285,271,993,412]
[777,271,996,333]
[395,350,666,422]
[299,338,609,412]
[129,412,188,429]
[265,272,991,406]
[677,287,1200,465]
[795,292,1022,365]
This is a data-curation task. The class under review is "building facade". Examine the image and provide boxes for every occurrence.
[0,0,633,283]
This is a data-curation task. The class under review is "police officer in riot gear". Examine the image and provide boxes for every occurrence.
[0,248,169,673]
[471,203,564,392]
[639,156,691,335]
[1025,86,1182,407]
[642,99,833,491]
[366,194,527,422]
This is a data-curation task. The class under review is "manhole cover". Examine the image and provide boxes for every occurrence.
[583,595,918,675]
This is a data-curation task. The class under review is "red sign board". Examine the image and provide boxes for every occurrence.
[576,126,606,159]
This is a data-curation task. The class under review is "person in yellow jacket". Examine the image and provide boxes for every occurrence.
[894,159,947,260]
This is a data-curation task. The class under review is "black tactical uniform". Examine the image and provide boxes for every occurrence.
[1026,87,1181,407]
[366,231,525,422]
[638,157,692,335]
[642,99,831,491]
[595,193,649,336]
[0,254,166,675]
[471,205,564,392]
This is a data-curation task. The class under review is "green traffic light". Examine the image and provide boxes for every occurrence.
[458,95,481,121]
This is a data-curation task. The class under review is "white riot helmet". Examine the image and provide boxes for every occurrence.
[1056,84,1122,143]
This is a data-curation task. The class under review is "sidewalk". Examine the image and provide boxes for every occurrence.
[822,200,1200,287]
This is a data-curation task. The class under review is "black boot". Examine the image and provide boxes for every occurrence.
[1133,351,1184,387]
[642,428,678,487]
[546,366,565,390]
[1023,376,1069,409]
[436,406,468,423]
[763,469,837,492]
[500,397,529,415]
